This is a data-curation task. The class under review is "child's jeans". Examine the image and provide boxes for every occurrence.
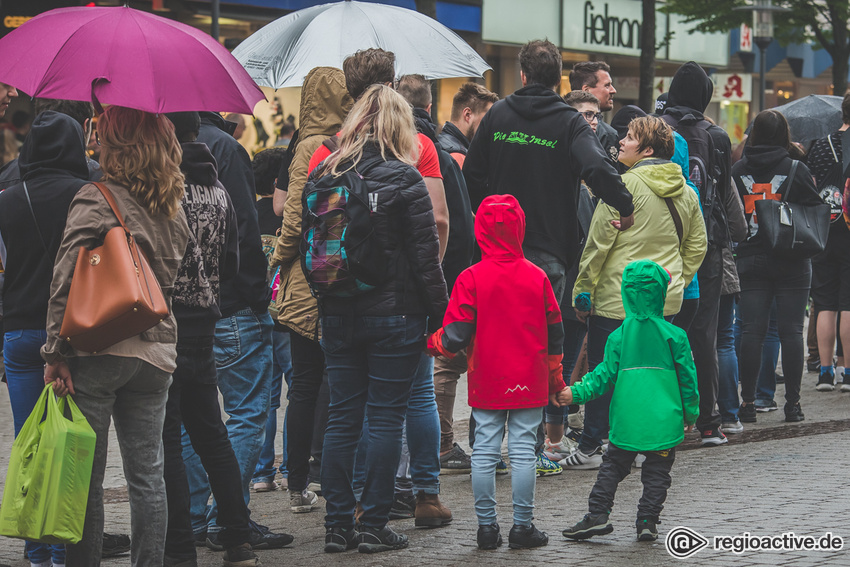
[471,407,540,527]
[588,443,676,521]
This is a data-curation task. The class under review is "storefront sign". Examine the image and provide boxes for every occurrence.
[740,24,753,52]
[712,73,752,102]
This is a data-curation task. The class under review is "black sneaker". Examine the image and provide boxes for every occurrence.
[223,543,259,567]
[357,525,409,553]
[389,491,416,520]
[755,400,778,413]
[700,428,728,446]
[636,517,658,541]
[739,403,757,423]
[562,512,613,540]
[508,523,549,549]
[440,443,472,474]
[816,371,835,391]
[785,402,805,422]
[102,532,131,557]
[807,359,820,373]
[324,527,358,553]
[840,373,850,392]
[477,523,503,550]
[207,521,294,551]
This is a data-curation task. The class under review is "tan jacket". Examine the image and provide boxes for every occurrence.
[42,181,190,363]
[270,67,353,340]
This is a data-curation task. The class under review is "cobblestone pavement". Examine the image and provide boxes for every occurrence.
[1,364,848,566]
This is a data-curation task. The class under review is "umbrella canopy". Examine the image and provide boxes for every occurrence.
[0,6,264,114]
[746,95,844,145]
[233,0,492,88]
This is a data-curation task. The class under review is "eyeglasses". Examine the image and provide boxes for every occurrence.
[581,111,603,123]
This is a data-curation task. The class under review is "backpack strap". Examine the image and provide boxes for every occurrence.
[322,135,340,153]
[664,198,683,245]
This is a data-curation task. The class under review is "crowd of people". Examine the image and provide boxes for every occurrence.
[0,36,845,566]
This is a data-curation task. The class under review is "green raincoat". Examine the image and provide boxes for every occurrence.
[571,260,700,452]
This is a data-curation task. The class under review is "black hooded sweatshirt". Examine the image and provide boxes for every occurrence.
[731,145,823,258]
[0,111,89,331]
[198,112,271,315]
[172,142,240,338]
[464,84,634,268]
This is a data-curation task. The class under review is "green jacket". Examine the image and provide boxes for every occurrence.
[573,158,707,320]
[571,260,700,452]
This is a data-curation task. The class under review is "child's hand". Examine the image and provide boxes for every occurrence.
[556,387,573,406]
[684,423,694,433]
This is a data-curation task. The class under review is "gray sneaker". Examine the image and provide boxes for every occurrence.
[439,443,471,474]
[755,400,778,412]
[721,420,744,434]
[290,489,318,513]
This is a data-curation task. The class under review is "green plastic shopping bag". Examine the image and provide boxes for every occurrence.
[0,384,96,544]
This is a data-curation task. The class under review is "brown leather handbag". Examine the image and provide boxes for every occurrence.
[58,182,168,353]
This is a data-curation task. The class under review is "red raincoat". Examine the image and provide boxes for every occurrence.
[428,194,566,409]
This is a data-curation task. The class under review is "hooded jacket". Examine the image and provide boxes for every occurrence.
[571,260,700,452]
[0,111,89,331]
[463,84,634,268]
[198,111,271,316]
[428,195,566,410]
[269,67,353,340]
[574,158,707,320]
[172,142,240,338]
[438,121,470,163]
[732,145,823,258]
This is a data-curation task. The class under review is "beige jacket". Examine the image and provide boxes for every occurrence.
[270,67,353,340]
[42,181,189,364]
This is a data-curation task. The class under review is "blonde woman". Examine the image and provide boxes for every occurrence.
[318,85,448,554]
[42,106,190,566]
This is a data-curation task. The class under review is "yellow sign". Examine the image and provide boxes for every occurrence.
[4,16,32,29]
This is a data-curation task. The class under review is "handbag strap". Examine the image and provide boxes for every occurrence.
[22,181,51,257]
[664,197,684,245]
[780,160,800,203]
[92,182,131,232]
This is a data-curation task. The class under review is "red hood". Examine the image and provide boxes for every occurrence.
[475,194,525,259]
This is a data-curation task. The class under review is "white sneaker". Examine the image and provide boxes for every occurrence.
[542,434,579,461]
[251,479,280,492]
[290,489,318,513]
[567,410,584,430]
[633,453,646,468]
[558,446,603,470]
[721,420,744,434]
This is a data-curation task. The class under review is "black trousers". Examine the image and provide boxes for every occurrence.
[588,443,676,521]
[286,330,326,491]
[163,337,250,559]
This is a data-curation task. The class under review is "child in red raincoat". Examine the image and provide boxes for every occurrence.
[427,194,566,551]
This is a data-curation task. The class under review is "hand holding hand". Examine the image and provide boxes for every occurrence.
[556,387,573,406]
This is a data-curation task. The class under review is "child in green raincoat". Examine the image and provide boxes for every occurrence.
[559,259,699,542]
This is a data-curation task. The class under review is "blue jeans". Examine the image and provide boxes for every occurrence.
[4,329,66,564]
[471,407,539,527]
[320,314,426,529]
[717,295,740,421]
[252,329,293,483]
[734,300,781,406]
[183,309,274,533]
[578,316,623,453]
[353,354,440,499]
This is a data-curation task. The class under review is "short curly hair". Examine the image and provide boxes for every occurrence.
[628,116,674,160]
[343,48,396,101]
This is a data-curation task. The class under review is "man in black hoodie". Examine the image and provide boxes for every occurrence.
[662,61,733,446]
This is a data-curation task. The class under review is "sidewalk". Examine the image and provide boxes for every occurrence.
[1,366,849,566]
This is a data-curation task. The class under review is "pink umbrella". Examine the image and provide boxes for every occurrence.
[0,5,264,114]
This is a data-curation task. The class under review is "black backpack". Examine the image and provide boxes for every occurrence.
[662,113,728,247]
[300,154,388,298]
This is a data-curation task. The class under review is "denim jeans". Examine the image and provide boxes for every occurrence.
[545,318,587,424]
[66,355,171,567]
[578,315,623,453]
[737,254,811,405]
[471,407,539,527]
[164,338,251,560]
[353,354,441,498]
[320,314,426,529]
[735,302,781,406]
[183,308,274,533]
[716,295,740,422]
[253,329,293,483]
[4,329,66,564]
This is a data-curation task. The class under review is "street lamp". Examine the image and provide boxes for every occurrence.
[736,0,788,112]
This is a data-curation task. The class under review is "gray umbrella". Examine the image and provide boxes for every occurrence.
[746,94,843,145]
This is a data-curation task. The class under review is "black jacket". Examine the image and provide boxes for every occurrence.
[413,108,475,292]
[198,112,271,315]
[319,145,448,332]
[732,145,824,257]
[172,142,240,338]
[438,121,469,157]
[463,84,634,268]
[0,154,101,191]
[0,111,89,331]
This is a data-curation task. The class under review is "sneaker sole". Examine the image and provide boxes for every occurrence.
[637,530,658,542]
[560,461,601,470]
[206,537,224,551]
[439,467,472,475]
[291,505,317,513]
[816,384,835,391]
[785,415,805,422]
[700,437,728,446]
[536,468,563,476]
[755,406,777,412]
[102,545,132,557]
[841,384,850,392]
[721,424,744,434]
[324,540,357,553]
[358,541,409,553]
[562,523,613,540]
[508,539,549,549]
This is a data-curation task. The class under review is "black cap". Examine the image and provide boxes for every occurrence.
[655,92,669,114]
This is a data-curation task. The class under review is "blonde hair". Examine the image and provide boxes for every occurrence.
[98,106,185,219]
[324,84,418,176]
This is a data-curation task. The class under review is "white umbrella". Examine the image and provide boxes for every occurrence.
[233,0,491,88]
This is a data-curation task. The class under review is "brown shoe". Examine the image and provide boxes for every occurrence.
[414,492,452,528]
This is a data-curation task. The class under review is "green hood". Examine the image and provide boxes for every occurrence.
[628,158,685,199]
[622,260,670,320]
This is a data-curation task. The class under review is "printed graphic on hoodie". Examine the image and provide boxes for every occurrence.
[738,174,786,236]
[174,183,230,308]
[493,130,558,148]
